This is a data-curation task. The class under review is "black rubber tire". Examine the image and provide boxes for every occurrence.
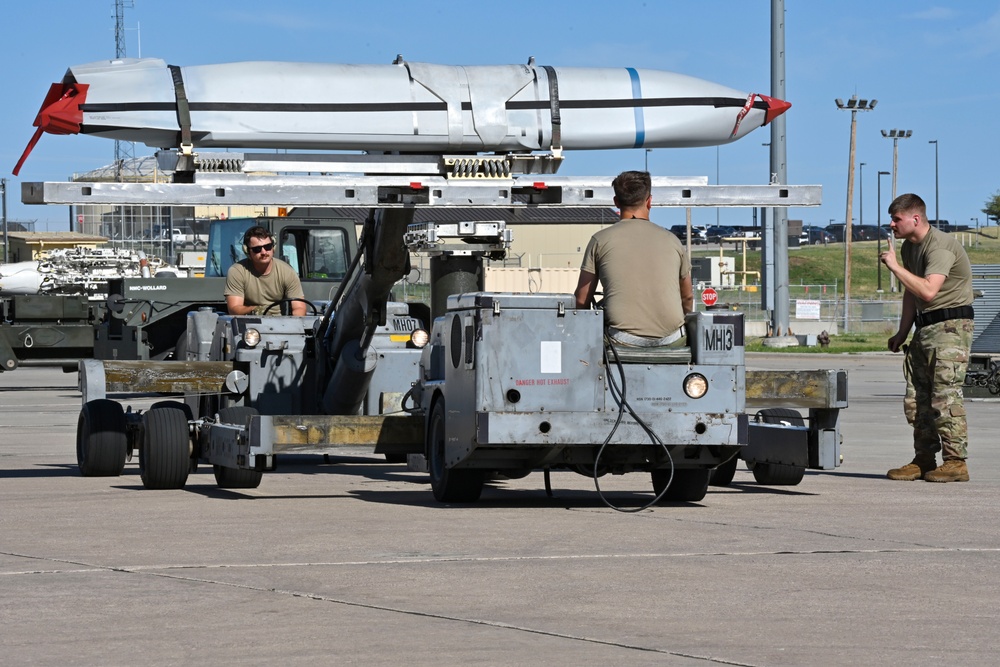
[709,454,739,487]
[751,408,807,486]
[213,407,264,489]
[77,399,127,477]
[140,406,191,490]
[150,400,194,420]
[427,398,483,503]
[652,468,710,502]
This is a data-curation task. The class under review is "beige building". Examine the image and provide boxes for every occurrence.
[6,232,109,262]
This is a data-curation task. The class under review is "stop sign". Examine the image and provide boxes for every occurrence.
[701,287,719,307]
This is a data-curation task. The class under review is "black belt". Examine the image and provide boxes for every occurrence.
[915,305,974,328]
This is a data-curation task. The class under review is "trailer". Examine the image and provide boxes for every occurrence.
[24,149,845,507]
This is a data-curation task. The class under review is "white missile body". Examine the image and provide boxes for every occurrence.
[15,58,789,173]
[0,261,44,296]
[0,248,179,298]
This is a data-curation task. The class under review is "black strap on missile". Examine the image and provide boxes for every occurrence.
[168,65,193,152]
[541,65,562,150]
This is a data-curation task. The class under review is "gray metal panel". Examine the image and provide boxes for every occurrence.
[448,291,575,311]
[972,277,1000,353]
[23,179,822,209]
[970,266,1000,354]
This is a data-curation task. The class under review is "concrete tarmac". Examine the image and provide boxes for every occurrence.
[1,353,998,666]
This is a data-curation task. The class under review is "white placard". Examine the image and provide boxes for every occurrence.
[540,341,562,373]
[795,299,821,320]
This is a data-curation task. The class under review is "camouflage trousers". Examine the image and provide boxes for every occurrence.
[903,318,974,460]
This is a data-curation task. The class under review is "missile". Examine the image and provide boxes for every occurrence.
[14,57,790,175]
[0,261,44,296]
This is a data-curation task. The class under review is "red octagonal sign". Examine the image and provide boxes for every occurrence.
[701,287,719,307]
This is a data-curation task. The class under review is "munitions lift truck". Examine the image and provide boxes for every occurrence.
[24,150,846,506]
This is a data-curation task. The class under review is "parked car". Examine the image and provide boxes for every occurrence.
[825,223,864,242]
[705,225,738,244]
[854,225,890,241]
[801,226,835,245]
[668,225,707,245]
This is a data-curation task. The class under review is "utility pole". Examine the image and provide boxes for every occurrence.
[835,95,877,333]
[877,171,890,292]
[762,0,795,345]
[1,178,8,264]
[880,129,910,293]
[929,139,939,227]
[114,0,135,182]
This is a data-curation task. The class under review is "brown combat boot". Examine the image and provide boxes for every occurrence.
[924,459,970,483]
[887,455,937,481]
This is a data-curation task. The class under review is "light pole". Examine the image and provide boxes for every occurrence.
[644,148,652,172]
[972,217,980,248]
[880,129,910,293]
[877,171,890,292]
[880,129,912,200]
[929,139,939,227]
[1,177,8,264]
[859,162,866,228]
[835,95,878,332]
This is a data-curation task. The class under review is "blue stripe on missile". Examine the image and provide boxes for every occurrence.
[626,67,644,148]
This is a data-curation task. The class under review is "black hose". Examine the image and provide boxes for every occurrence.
[592,337,674,513]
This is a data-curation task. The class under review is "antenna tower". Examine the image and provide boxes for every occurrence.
[113,0,135,181]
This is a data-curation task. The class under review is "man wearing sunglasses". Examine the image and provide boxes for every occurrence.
[225,226,306,316]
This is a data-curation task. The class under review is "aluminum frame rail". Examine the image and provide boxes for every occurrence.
[23,177,820,209]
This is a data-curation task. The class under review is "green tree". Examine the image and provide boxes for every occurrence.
[983,190,1000,225]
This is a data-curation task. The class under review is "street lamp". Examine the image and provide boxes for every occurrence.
[835,95,878,332]
[880,129,912,200]
[877,170,891,292]
[928,139,939,228]
[859,162,866,228]
[880,129,911,293]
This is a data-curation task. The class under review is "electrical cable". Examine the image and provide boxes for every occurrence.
[592,337,674,513]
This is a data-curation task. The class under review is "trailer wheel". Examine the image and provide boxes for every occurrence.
[212,407,263,489]
[428,398,483,503]
[77,399,127,477]
[709,455,739,487]
[140,405,191,490]
[652,468,710,502]
[750,408,807,486]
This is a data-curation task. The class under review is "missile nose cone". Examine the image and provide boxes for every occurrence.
[760,95,791,125]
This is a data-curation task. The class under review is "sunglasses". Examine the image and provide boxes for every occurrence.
[248,242,274,254]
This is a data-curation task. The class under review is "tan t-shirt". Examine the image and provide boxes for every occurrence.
[581,218,691,338]
[224,258,305,313]
[901,225,973,312]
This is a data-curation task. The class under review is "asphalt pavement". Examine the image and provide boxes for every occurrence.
[1,353,997,666]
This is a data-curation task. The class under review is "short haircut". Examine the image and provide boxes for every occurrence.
[243,225,273,248]
[888,193,926,219]
[612,170,652,208]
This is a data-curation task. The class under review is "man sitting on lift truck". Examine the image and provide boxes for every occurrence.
[574,170,694,347]
[225,226,307,316]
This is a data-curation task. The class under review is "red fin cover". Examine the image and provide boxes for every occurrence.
[12,82,89,176]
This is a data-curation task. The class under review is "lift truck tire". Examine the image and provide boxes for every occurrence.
[652,468,711,503]
[749,408,807,486]
[427,397,484,503]
[77,399,128,477]
[140,405,191,490]
[709,454,740,487]
[213,407,264,489]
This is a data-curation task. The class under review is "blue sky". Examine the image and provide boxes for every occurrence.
[2,1,998,232]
